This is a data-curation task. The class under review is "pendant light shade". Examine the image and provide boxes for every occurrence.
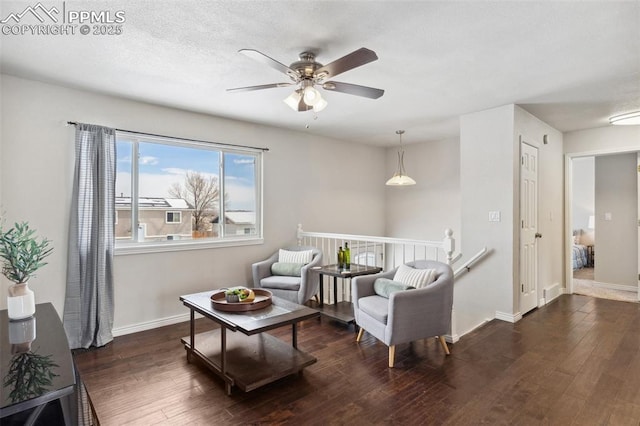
[386,130,416,186]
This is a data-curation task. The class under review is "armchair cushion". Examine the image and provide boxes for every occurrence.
[358,295,390,324]
[393,264,437,288]
[260,275,301,291]
[271,262,304,276]
[373,278,414,298]
[278,249,313,264]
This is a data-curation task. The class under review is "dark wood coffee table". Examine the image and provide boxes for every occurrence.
[180,291,319,395]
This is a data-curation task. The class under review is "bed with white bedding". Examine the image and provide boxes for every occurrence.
[572,244,589,270]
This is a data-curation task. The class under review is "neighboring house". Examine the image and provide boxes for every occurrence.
[224,210,257,236]
[209,210,257,237]
[116,196,194,242]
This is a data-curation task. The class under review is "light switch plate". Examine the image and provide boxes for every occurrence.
[489,211,501,222]
[605,212,612,221]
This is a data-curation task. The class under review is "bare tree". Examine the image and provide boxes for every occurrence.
[169,171,219,232]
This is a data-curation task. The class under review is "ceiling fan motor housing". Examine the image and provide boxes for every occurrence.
[288,52,325,83]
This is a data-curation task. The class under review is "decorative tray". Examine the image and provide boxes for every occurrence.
[210,288,272,312]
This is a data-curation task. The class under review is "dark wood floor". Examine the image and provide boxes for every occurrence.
[74,294,640,425]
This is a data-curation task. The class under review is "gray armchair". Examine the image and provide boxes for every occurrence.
[252,246,323,305]
[352,260,454,367]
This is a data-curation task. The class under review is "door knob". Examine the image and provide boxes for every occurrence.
[535,233,542,239]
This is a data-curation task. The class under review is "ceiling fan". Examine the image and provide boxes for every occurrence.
[227,47,384,112]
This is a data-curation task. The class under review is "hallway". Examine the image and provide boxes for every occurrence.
[573,267,638,303]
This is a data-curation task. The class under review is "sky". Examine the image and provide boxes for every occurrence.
[116,138,257,211]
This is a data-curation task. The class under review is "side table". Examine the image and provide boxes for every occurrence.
[311,264,382,326]
[1,303,77,425]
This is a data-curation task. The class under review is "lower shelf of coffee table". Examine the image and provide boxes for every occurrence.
[181,329,316,393]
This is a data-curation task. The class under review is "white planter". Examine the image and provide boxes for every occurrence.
[7,282,35,320]
[8,316,36,353]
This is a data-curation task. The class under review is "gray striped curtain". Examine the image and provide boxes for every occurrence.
[63,123,116,349]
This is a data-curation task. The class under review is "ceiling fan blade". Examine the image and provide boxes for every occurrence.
[227,82,294,93]
[322,81,384,99]
[314,48,378,80]
[239,49,299,80]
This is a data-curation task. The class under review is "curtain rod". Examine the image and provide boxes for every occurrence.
[66,121,269,152]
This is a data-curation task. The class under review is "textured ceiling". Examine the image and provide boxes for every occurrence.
[1,1,639,146]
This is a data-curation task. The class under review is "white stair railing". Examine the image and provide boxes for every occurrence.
[297,224,457,270]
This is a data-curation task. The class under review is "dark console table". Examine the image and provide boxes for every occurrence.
[311,264,382,325]
[0,303,76,425]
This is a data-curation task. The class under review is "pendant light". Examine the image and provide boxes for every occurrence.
[386,130,416,186]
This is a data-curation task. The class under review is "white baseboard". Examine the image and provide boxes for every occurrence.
[455,318,492,340]
[542,282,564,305]
[113,312,194,337]
[591,281,638,293]
[443,333,459,343]
[495,310,522,323]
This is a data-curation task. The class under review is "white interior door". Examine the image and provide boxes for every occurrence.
[520,141,539,314]
[637,152,639,300]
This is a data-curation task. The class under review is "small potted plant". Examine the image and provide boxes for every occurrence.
[0,221,53,320]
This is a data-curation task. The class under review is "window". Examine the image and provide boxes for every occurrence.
[115,132,262,252]
[165,211,182,224]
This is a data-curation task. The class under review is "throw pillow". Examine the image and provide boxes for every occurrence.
[271,262,304,277]
[279,249,313,264]
[393,264,437,288]
[373,278,414,298]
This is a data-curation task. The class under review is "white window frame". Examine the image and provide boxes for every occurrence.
[115,131,264,255]
[165,211,182,224]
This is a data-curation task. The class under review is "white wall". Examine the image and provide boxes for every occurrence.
[0,75,387,331]
[515,106,565,307]
[458,104,516,333]
[564,126,640,155]
[594,153,638,287]
[384,138,461,241]
[457,104,564,335]
[572,157,595,245]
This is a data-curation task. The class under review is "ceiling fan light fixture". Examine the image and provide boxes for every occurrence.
[386,130,416,186]
[303,84,321,106]
[313,97,328,112]
[232,47,383,114]
[609,111,640,125]
[283,90,302,111]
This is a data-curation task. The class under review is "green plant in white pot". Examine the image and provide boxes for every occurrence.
[0,222,53,320]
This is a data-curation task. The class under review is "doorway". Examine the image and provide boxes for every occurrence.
[566,151,639,302]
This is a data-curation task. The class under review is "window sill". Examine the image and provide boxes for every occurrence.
[115,237,264,256]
